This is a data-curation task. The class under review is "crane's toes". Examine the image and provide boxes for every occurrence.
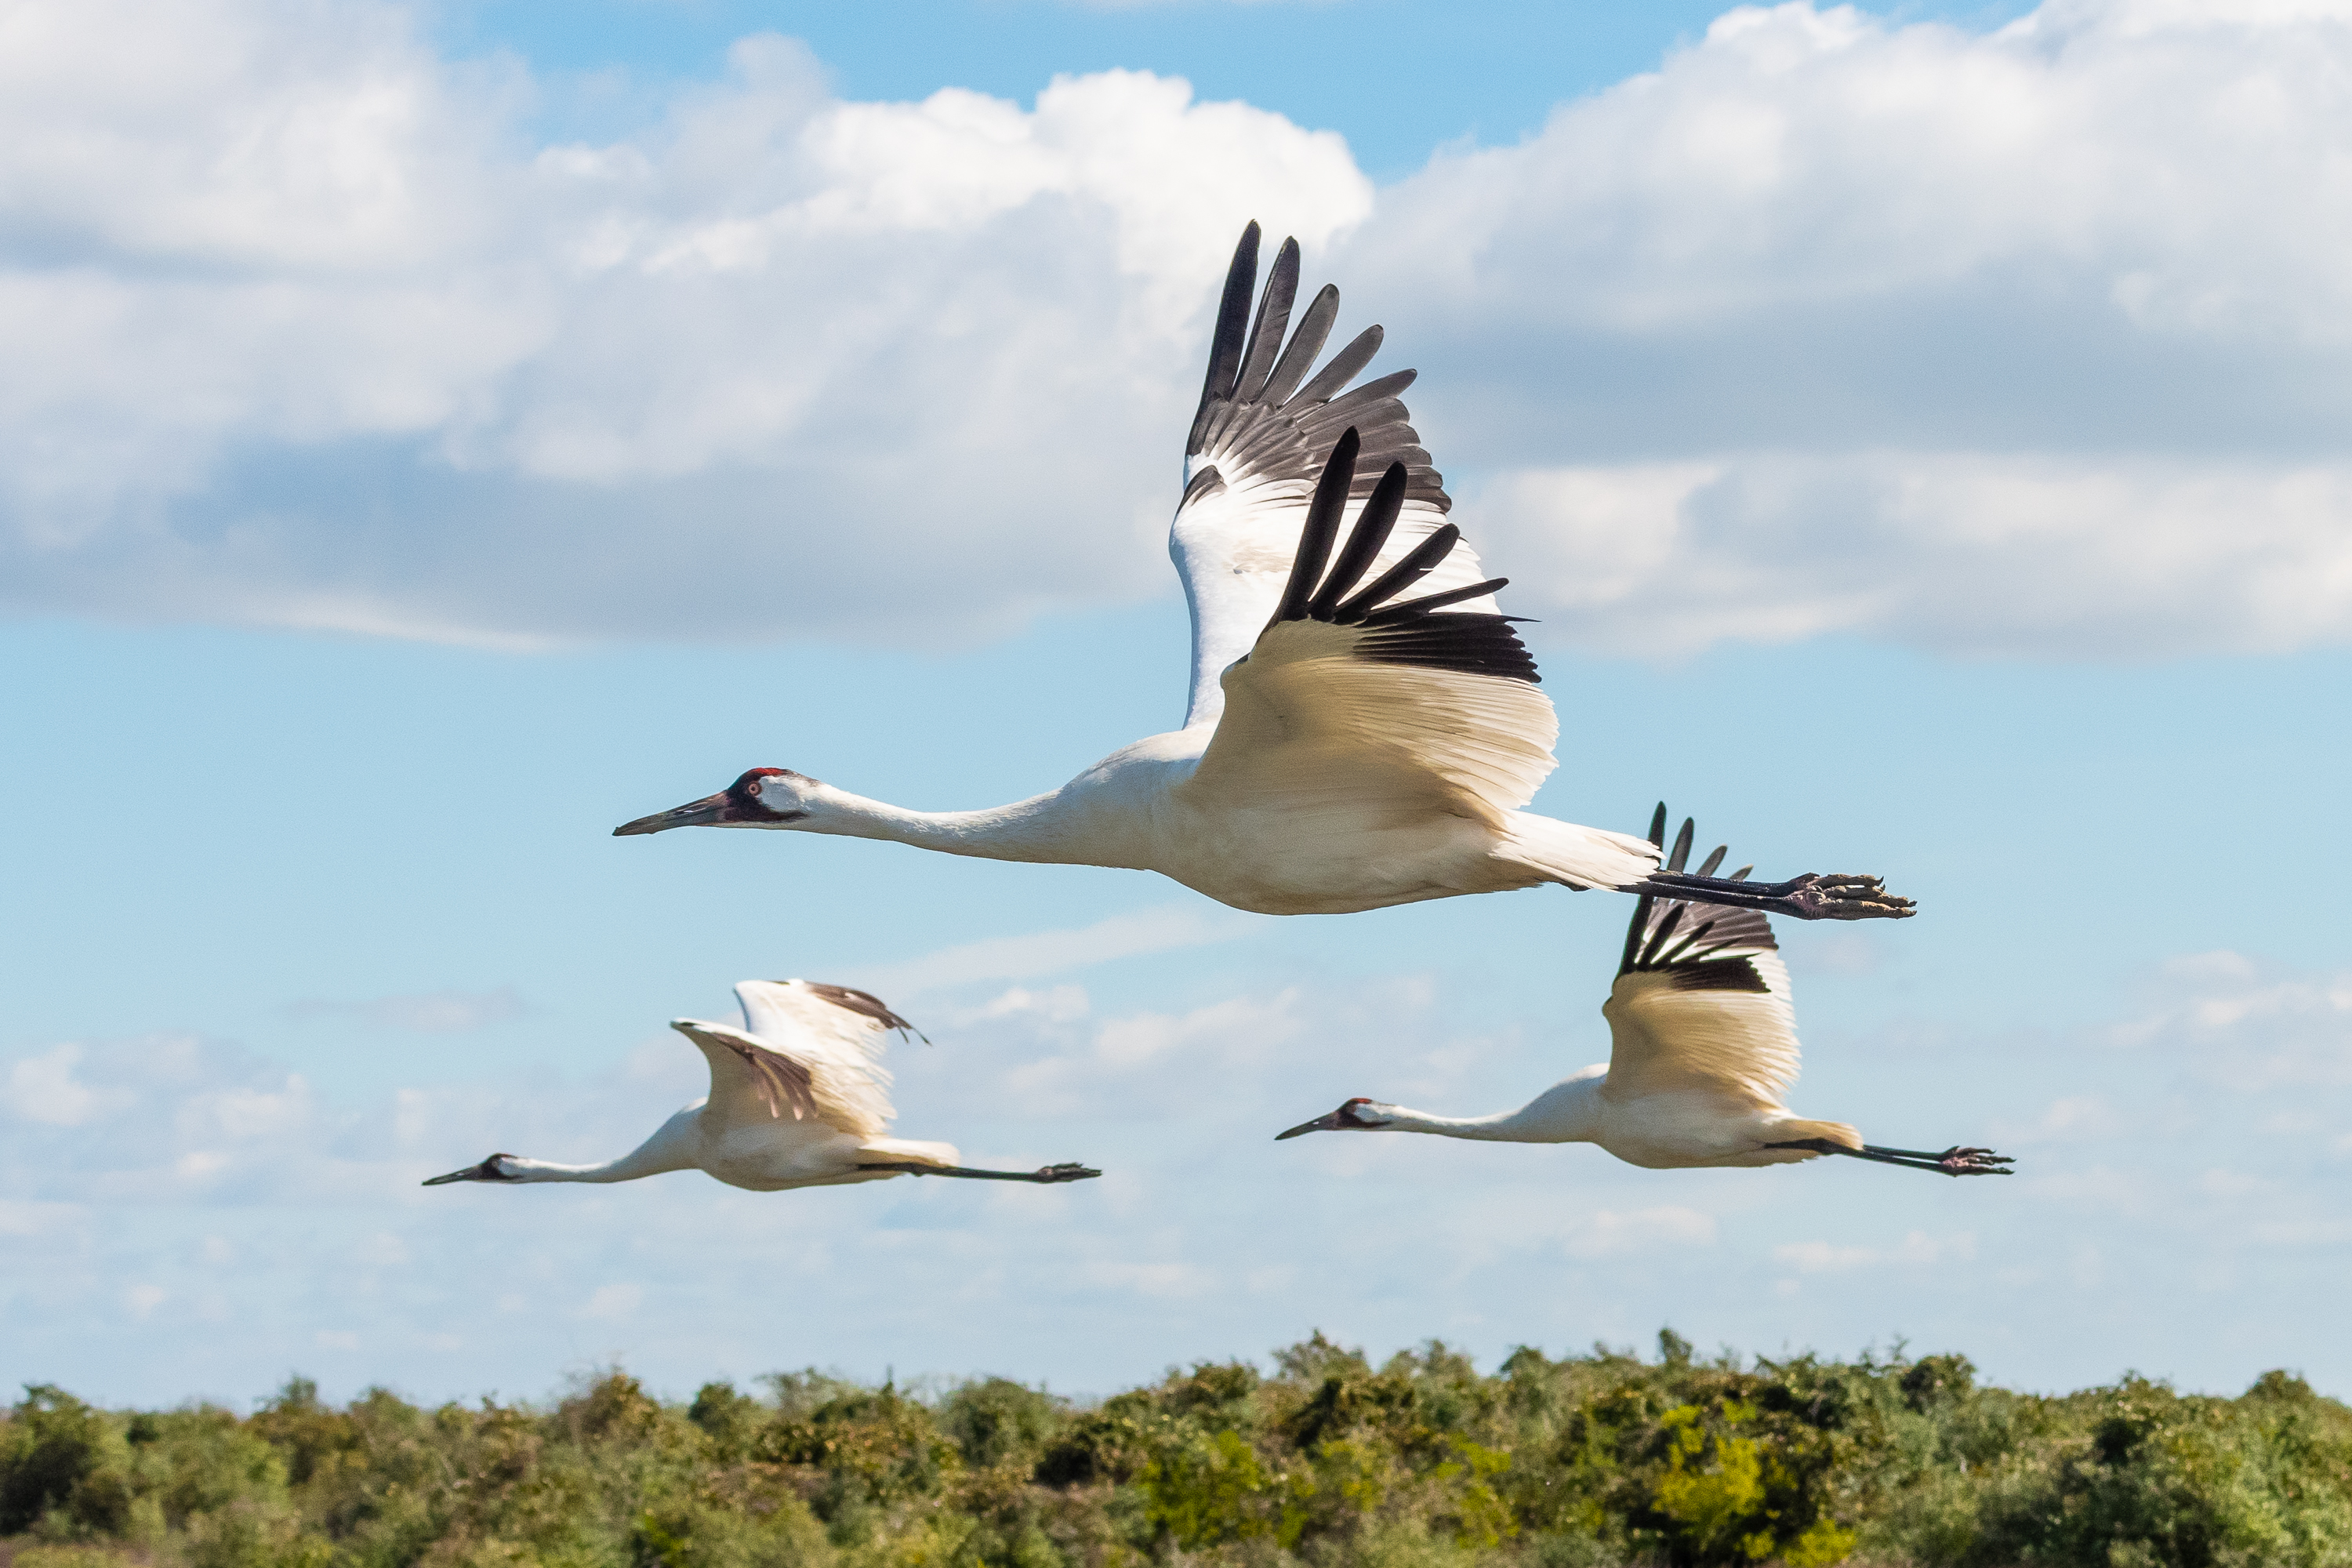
[1937,1146,2013,1177]
[1777,873,1918,921]
[1035,1162,1102,1183]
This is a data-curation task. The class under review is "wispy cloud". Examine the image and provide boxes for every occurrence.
[286,988,526,1033]
[2101,953,2352,1088]
[850,906,1263,996]
[1564,1206,1718,1259]
[9,942,2352,1403]
[1774,1231,1976,1276]
[4,1044,122,1126]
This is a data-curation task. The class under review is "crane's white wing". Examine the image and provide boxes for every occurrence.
[670,1018,825,1131]
[1173,224,1501,731]
[737,979,920,1049]
[670,980,916,1140]
[1597,816,1798,1109]
[1181,432,1556,830]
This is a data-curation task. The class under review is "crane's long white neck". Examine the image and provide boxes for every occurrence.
[790,783,1110,866]
[1373,1074,1606,1145]
[498,1113,698,1184]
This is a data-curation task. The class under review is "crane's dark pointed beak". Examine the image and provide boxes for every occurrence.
[423,1156,510,1185]
[614,793,729,837]
[1275,1111,1343,1141]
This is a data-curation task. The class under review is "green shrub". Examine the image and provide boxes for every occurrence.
[935,1379,1065,1474]
[1,1386,133,1537]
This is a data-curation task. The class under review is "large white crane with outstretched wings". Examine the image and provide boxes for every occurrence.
[616,226,1913,924]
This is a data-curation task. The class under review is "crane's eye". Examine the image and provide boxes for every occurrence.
[746,779,764,796]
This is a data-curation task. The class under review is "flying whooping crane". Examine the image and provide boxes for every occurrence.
[423,979,1099,1192]
[616,226,1915,927]
[1276,808,2010,1178]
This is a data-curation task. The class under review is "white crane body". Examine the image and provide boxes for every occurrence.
[1277,811,2007,1179]
[423,981,1098,1194]
[1350,1072,1846,1170]
[772,744,1640,916]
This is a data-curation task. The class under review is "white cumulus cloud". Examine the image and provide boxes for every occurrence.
[9,0,2352,659]
[1357,0,2352,658]
[0,0,1367,648]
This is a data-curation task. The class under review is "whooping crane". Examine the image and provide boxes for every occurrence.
[423,979,1099,1192]
[1275,808,2009,1178]
[617,226,1915,926]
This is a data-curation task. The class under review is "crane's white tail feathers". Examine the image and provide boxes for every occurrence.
[1501,814,1661,891]
[855,1137,961,1171]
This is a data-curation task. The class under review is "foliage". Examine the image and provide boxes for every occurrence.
[4,1336,2350,1568]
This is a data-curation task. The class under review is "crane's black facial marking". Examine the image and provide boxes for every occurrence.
[615,768,829,836]
[422,1152,521,1185]
[729,768,811,822]
[1274,1097,1385,1140]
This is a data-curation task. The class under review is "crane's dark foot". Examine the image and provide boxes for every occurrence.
[1766,1138,2014,1177]
[1030,1162,1102,1183]
[1922,1145,2012,1177]
[1643,870,1917,921]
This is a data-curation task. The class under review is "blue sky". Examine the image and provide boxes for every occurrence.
[433,0,2028,177]
[5,0,2352,1408]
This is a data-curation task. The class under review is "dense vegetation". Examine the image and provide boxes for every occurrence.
[5,1333,2350,1568]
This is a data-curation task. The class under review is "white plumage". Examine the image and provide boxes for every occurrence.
[616,226,1912,926]
[1276,809,2009,1178]
[422,979,1098,1192]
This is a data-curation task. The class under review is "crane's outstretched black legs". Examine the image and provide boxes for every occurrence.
[1642,870,1918,921]
[857,1160,1101,1183]
[1765,1138,2013,1177]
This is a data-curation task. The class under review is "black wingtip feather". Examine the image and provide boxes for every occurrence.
[1318,367,1419,423]
[1331,524,1457,623]
[1621,804,1670,978]
[1271,428,1359,626]
[1183,239,1452,528]
[1307,461,1408,618]
[1640,905,1687,968]
[1188,223,1261,456]
[1354,576,1510,627]
[1668,818,1695,874]
[1621,812,1782,982]
[1664,959,1772,994]
[1259,437,1534,683]
[1235,238,1299,405]
[1259,284,1338,407]
[1293,325,1383,407]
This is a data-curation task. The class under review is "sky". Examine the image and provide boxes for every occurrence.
[5,0,2352,1411]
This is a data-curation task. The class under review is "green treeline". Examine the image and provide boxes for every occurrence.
[5,1333,2350,1568]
